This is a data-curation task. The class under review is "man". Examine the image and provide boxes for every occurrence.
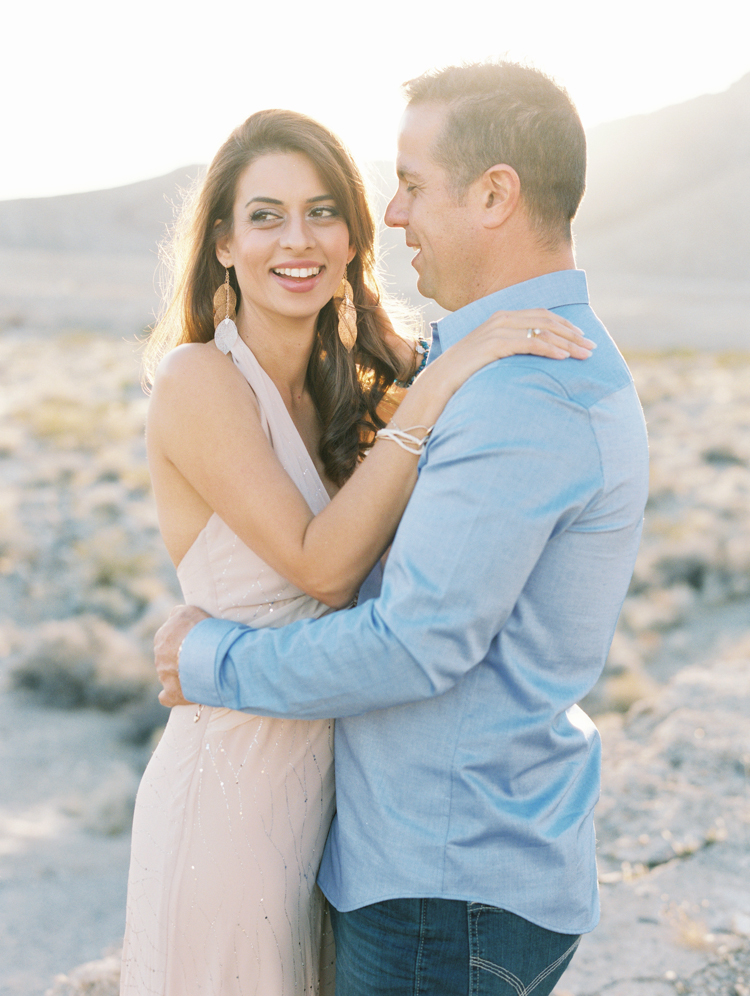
[156,62,649,995]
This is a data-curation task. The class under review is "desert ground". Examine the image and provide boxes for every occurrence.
[0,329,748,995]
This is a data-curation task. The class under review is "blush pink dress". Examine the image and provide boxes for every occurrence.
[120,337,336,995]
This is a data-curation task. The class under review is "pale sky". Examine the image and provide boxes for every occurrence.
[3,0,748,202]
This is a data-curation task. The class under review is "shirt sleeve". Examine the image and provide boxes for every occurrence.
[180,361,600,719]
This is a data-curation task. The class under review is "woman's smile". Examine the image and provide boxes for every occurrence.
[270,261,326,293]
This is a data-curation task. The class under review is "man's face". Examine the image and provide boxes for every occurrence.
[384,103,483,312]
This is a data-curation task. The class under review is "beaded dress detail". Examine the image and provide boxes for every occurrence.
[121,337,336,995]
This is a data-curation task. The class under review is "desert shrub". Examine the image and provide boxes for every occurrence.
[45,950,121,996]
[10,616,157,710]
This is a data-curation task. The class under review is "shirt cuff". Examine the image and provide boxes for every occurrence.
[180,616,241,706]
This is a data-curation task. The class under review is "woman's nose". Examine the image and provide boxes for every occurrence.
[280,214,315,250]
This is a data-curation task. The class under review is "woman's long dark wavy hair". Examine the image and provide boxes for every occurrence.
[144,109,415,486]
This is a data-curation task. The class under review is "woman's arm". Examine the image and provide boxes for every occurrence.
[148,310,594,608]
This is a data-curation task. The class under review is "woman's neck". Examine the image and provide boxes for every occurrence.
[236,306,317,409]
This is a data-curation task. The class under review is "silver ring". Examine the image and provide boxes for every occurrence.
[526,327,542,338]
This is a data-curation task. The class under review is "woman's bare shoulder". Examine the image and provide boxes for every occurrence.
[151,342,252,402]
[149,342,260,440]
[153,341,234,383]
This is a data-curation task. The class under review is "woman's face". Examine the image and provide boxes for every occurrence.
[216,151,354,327]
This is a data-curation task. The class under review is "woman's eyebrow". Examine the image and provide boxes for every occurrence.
[245,196,283,207]
[243,194,335,207]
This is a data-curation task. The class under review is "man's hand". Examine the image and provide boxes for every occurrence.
[154,604,210,707]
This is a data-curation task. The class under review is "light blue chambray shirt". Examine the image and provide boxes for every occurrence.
[181,269,649,934]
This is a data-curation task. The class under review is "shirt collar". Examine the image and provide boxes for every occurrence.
[430,270,589,358]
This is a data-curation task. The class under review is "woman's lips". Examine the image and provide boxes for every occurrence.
[270,265,325,292]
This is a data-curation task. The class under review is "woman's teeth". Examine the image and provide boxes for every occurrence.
[273,267,321,278]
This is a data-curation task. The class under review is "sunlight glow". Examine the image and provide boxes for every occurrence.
[3,0,748,200]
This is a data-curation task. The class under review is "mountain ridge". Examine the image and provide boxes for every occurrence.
[1,75,748,348]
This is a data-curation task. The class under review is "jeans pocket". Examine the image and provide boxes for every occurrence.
[468,905,580,996]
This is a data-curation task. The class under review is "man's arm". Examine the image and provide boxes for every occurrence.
[173,363,601,718]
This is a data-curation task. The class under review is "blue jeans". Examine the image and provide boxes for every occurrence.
[330,898,580,996]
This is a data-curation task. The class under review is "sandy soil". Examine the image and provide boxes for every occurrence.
[0,687,143,996]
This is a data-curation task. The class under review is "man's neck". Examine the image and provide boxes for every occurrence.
[454,205,578,309]
[478,243,576,302]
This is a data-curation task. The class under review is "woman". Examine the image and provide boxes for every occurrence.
[120,109,593,995]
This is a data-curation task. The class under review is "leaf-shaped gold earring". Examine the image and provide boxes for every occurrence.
[334,266,357,352]
[213,267,238,354]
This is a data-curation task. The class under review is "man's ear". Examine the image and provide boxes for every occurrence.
[478,164,521,229]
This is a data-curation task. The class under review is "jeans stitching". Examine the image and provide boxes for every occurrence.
[470,935,580,996]
[468,903,478,996]
[522,936,580,995]
[414,899,427,996]
[471,957,524,995]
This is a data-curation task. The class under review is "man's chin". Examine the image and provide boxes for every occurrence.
[414,272,434,303]
[415,273,453,310]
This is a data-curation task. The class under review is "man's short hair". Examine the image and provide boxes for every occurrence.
[403,62,586,245]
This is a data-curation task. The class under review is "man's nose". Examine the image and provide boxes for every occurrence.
[384,191,407,229]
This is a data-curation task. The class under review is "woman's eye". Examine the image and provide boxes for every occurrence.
[250,209,281,223]
[309,205,339,219]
